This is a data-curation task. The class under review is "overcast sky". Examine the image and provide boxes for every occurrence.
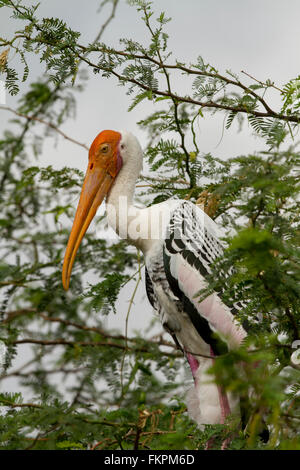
[1,0,300,162]
[1,0,300,340]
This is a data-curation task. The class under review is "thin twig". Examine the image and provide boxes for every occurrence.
[92,0,119,46]
[120,249,142,396]
[141,6,192,184]
[241,70,284,93]
[0,105,89,150]
[3,308,181,351]
[0,398,42,408]
[10,337,180,358]
[4,1,300,125]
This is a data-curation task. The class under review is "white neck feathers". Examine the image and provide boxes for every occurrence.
[106,131,143,244]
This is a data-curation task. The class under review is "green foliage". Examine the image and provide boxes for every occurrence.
[0,0,299,451]
[83,273,130,314]
[281,76,300,115]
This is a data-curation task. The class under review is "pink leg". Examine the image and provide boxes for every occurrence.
[186,352,199,381]
[216,383,231,424]
[210,347,231,423]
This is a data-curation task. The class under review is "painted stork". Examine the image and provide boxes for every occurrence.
[62,129,247,427]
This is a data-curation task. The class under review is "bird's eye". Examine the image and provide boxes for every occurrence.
[120,143,125,150]
[100,144,109,154]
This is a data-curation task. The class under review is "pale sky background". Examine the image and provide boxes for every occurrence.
[0,0,299,386]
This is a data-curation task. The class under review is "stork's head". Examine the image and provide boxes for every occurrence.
[62,129,142,290]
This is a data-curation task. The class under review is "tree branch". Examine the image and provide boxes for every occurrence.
[0,105,89,150]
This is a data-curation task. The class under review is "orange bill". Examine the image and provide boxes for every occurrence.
[62,130,122,290]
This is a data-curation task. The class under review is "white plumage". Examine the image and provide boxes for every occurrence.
[63,130,247,427]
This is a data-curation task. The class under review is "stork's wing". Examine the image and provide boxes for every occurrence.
[163,201,247,355]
